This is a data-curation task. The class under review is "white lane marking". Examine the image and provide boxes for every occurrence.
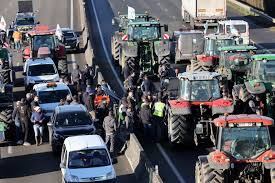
[90,0,124,89]
[70,0,76,68]
[156,143,187,183]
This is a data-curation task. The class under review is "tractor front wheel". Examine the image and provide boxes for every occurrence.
[58,59,68,75]
[200,161,224,183]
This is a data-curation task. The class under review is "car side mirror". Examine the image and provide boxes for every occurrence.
[164,24,169,32]
[60,163,65,169]
[22,72,26,76]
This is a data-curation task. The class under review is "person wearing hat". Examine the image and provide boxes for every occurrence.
[31,106,45,146]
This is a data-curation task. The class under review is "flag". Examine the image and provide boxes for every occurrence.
[128,6,135,20]
[0,16,6,31]
[55,24,63,40]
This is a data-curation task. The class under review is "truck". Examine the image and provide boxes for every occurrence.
[181,0,226,29]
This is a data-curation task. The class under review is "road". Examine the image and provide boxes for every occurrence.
[0,0,135,182]
[86,0,275,183]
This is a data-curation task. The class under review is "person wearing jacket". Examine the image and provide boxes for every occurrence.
[12,101,22,145]
[103,110,117,156]
[31,106,45,146]
[139,100,153,138]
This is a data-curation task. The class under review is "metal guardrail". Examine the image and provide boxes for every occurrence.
[228,0,275,23]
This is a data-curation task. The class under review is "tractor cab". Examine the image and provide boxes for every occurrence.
[178,71,222,102]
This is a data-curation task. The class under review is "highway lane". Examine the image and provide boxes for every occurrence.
[0,0,135,182]
[86,0,275,182]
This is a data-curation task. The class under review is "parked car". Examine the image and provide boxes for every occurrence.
[60,28,80,52]
[60,135,116,183]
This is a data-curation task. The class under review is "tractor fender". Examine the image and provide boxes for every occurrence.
[121,42,138,57]
[168,100,191,115]
[212,98,234,115]
[154,40,170,57]
[56,45,67,59]
[207,151,230,170]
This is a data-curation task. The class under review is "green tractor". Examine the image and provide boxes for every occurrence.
[244,54,275,118]
[0,48,14,84]
[112,16,170,75]
[216,45,257,88]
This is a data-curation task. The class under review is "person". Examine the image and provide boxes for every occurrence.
[103,110,117,156]
[31,96,40,111]
[139,99,153,138]
[59,99,65,106]
[152,96,166,142]
[65,94,72,105]
[118,98,127,130]
[124,72,136,91]
[141,75,154,94]
[31,106,45,146]
[18,98,31,146]
[158,64,169,89]
[82,86,95,111]
[26,93,33,110]
[82,64,93,86]
[95,84,104,96]
[70,95,79,105]
[71,64,82,87]
[122,64,131,80]
[12,101,23,145]
[101,80,111,90]
[127,90,136,108]
[12,30,22,51]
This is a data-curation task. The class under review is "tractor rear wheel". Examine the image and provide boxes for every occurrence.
[191,59,210,72]
[158,55,170,65]
[0,109,13,141]
[200,161,224,183]
[121,53,136,73]
[1,64,11,84]
[169,115,194,145]
[195,161,202,183]
[58,59,68,75]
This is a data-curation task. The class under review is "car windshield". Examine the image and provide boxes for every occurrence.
[55,111,92,126]
[221,127,270,160]
[28,64,56,76]
[223,52,250,68]
[16,17,34,26]
[63,31,75,39]
[180,79,221,101]
[39,90,70,104]
[258,61,275,82]
[226,24,247,34]
[128,25,160,40]
[33,35,55,51]
[205,39,235,56]
[68,149,110,168]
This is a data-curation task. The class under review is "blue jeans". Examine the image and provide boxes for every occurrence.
[33,124,43,137]
[143,123,153,138]
[14,40,21,50]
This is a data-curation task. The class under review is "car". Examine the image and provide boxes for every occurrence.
[14,12,37,33]
[60,135,116,183]
[49,104,96,153]
[33,82,72,117]
[60,28,80,52]
[23,57,60,91]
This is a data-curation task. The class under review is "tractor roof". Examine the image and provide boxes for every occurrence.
[119,14,149,18]
[128,21,160,26]
[251,54,275,61]
[218,20,248,25]
[214,114,274,127]
[218,45,257,52]
[27,25,55,36]
[178,71,221,81]
[205,33,234,40]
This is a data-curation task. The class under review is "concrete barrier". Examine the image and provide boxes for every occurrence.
[125,134,163,183]
[227,0,275,23]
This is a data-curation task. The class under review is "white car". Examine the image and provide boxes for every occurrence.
[60,135,116,183]
[33,82,72,117]
[23,57,60,91]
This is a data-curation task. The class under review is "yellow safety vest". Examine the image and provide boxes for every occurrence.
[153,102,165,117]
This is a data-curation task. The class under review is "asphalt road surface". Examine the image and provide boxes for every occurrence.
[86,0,275,183]
[0,0,135,183]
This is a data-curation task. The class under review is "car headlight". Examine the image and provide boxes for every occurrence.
[66,174,79,182]
[106,171,116,179]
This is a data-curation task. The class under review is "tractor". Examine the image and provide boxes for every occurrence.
[187,33,236,72]
[243,54,275,118]
[0,48,14,84]
[195,114,275,183]
[112,15,170,76]
[167,71,234,146]
[23,25,68,75]
[216,45,257,89]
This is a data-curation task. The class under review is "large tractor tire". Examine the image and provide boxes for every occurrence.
[195,161,202,183]
[190,59,210,72]
[200,161,224,183]
[111,38,120,64]
[168,115,194,145]
[121,52,136,72]
[0,109,13,141]
[158,55,170,65]
[1,64,11,84]
[58,59,68,75]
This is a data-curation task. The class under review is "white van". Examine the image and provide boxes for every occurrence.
[60,135,116,183]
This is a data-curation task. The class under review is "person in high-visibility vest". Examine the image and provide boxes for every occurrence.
[152,95,166,142]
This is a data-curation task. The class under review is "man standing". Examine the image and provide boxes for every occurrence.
[71,64,82,87]
[103,110,117,157]
[139,99,152,138]
[18,98,31,146]
[31,96,40,111]
[31,106,45,146]
[152,96,166,142]
[12,101,22,145]
[12,30,22,51]
[82,64,93,86]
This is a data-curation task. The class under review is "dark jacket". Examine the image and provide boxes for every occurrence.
[31,101,39,111]
[18,104,30,122]
[139,104,152,124]
[12,106,20,121]
[31,112,45,125]
[82,92,94,111]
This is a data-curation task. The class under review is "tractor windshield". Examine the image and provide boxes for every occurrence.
[222,52,250,70]
[128,25,160,40]
[205,39,235,56]
[16,17,34,26]
[257,61,275,82]
[33,35,55,51]
[180,79,221,101]
[221,127,271,160]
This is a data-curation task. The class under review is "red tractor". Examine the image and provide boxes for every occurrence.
[167,71,234,146]
[195,114,275,183]
[23,25,68,74]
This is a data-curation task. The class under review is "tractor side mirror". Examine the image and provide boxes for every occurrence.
[164,24,168,32]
